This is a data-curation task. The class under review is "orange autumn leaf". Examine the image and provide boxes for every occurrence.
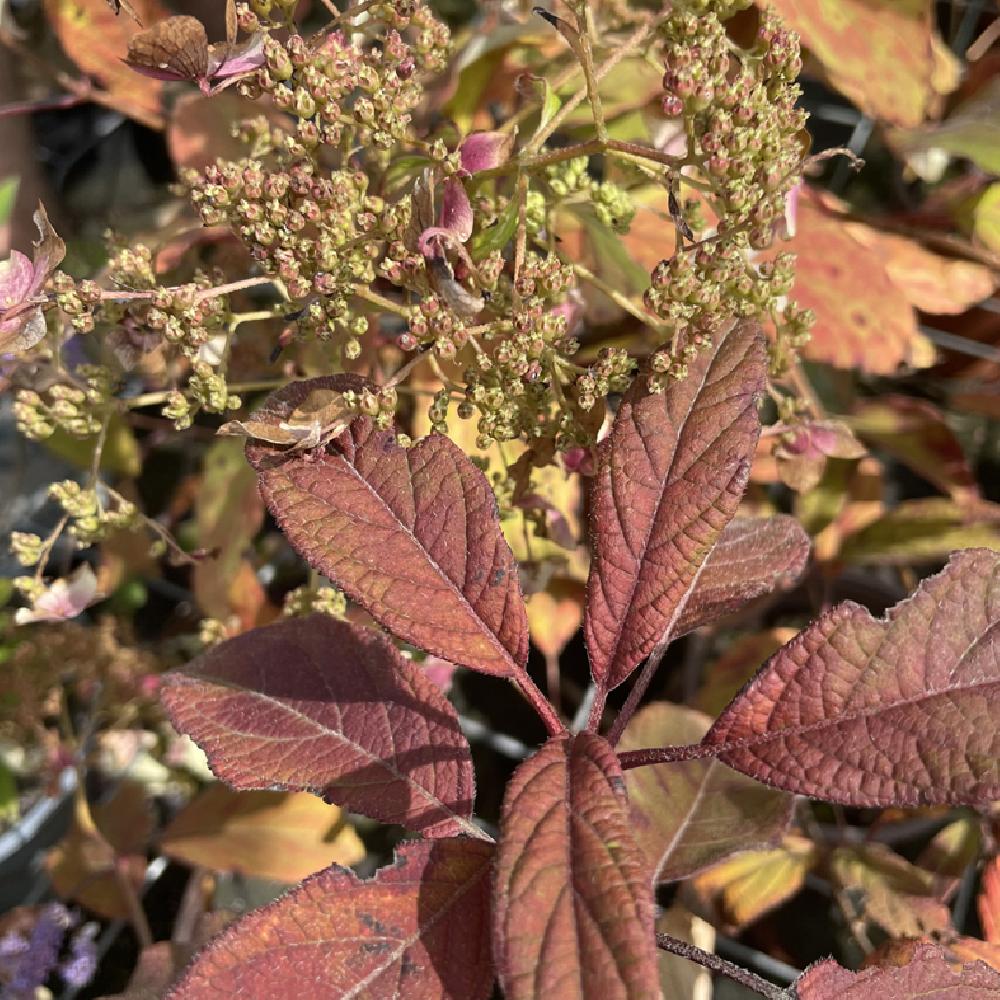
[789,187,934,374]
[765,0,958,127]
[44,0,167,126]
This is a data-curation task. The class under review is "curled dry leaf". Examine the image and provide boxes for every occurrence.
[247,383,530,678]
[125,15,265,95]
[794,941,1000,999]
[0,203,66,354]
[703,548,1000,807]
[585,319,767,690]
[161,615,478,838]
[494,732,660,1000]
[167,839,495,1000]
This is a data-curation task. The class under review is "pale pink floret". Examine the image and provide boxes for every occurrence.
[15,564,100,625]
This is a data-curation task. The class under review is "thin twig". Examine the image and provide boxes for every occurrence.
[655,933,790,1000]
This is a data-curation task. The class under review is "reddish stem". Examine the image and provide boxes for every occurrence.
[516,673,567,738]
[617,741,717,770]
[655,933,790,1000]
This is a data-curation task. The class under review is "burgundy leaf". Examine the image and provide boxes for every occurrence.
[160,615,479,839]
[674,515,810,638]
[703,548,1000,807]
[168,838,495,1000]
[585,319,767,690]
[494,732,660,1000]
[794,941,1000,999]
[247,382,529,678]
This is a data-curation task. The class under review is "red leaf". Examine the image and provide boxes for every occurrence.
[161,615,480,839]
[674,515,810,638]
[585,319,767,690]
[168,838,495,1000]
[795,941,1000,999]
[494,732,659,1000]
[703,549,1000,807]
[247,379,529,678]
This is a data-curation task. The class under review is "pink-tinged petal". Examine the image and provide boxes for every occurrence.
[15,565,99,625]
[0,251,36,306]
[440,177,473,242]
[209,34,266,80]
[421,655,458,694]
[417,225,452,259]
[458,131,514,175]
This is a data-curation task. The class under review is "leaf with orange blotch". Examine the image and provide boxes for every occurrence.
[584,319,767,691]
[168,838,495,1000]
[247,377,529,678]
[703,549,1000,807]
[620,703,793,883]
[843,225,996,315]
[526,578,585,658]
[160,615,479,839]
[47,782,153,920]
[981,856,1000,944]
[830,844,952,938]
[689,836,815,929]
[765,0,958,127]
[672,515,810,638]
[159,785,364,883]
[494,733,659,1000]
[850,395,980,505]
[788,188,934,374]
[44,0,167,126]
[794,941,1000,999]
[192,438,265,627]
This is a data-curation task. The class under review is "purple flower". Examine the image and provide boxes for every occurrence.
[59,922,98,988]
[0,903,73,997]
[0,203,65,355]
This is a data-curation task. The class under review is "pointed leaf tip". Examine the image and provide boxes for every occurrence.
[585,319,768,690]
[161,615,478,838]
[495,732,660,1000]
[247,392,529,677]
[704,548,1000,808]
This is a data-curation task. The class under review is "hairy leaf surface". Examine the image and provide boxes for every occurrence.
[794,941,1000,999]
[674,515,810,638]
[620,703,792,882]
[703,549,1000,807]
[585,319,767,690]
[161,615,478,838]
[494,732,659,1000]
[168,839,495,1000]
[247,377,528,677]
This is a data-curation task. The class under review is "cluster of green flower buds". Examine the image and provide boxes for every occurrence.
[48,480,140,546]
[649,0,812,375]
[282,584,347,619]
[545,157,636,234]
[13,367,112,441]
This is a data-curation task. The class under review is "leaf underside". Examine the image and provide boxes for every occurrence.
[704,548,1000,807]
[585,319,767,690]
[247,377,528,677]
[161,615,477,838]
[494,732,660,1000]
[167,838,495,1000]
